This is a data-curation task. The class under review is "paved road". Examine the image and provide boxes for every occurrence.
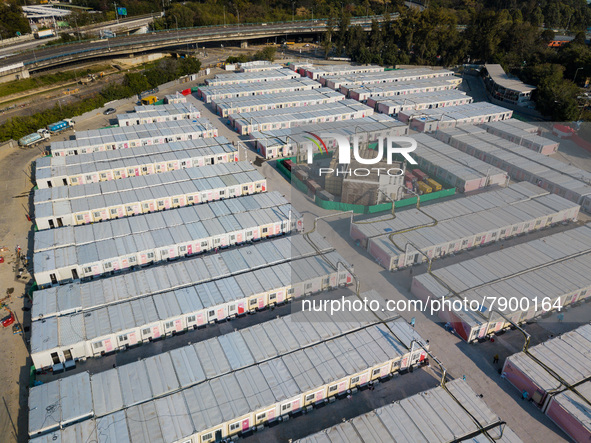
[0,16,387,69]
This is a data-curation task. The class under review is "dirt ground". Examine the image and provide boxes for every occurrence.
[0,143,40,443]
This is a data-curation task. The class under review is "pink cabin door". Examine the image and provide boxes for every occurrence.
[241,419,249,431]
[104,339,113,352]
[187,244,193,255]
[258,297,265,309]
[237,301,245,314]
[217,308,224,321]
[196,313,205,326]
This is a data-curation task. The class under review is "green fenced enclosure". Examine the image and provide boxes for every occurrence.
[315,187,456,214]
[277,159,456,214]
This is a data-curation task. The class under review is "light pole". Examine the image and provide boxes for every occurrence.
[173,14,179,42]
[73,15,81,42]
[114,2,119,24]
[223,6,226,27]
[292,1,295,22]
[574,67,583,84]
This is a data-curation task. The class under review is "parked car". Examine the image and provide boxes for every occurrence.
[103,108,116,115]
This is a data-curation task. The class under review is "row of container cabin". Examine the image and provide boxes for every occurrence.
[436,127,591,213]
[231,99,373,135]
[481,120,559,155]
[300,63,384,80]
[163,93,188,104]
[211,88,345,118]
[400,102,513,133]
[410,225,591,342]
[31,231,336,321]
[34,164,266,230]
[366,192,579,271]
[33,194,304,287]
[411,225,591,342]
[30,315,429,442]
[32,231,334,323]
[349,77,462,102]
[320,68,456,91]
[296,379,523,443]
[249,114,408,160]
[238,60,284,72]
[34,161,258,207]
[369,89,473,116]
[350,182,553,247]
[196,78,322,103]
[205,67,300,86]
[116,106,201,127]
[35,138,238,189]
[412,134,508,192]
[30,249,353,371]
[34,191,288,254]
[50,119,218,157]
[502,324,591,443]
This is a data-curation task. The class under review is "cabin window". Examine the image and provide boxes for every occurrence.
[208,310,215,317]
[187,315,196,323]
[287,288,294,295]
[372,368,382,377]
[165,321,174,329]
[119,334,128,342]
[281,403,291,412]
[328,385,338,393]
[93,212,101,218]
[243,186,248,191]
[201,433,213,442]
[76,215,84,221]
[147,252,155,259]
[83,267,92,273]
[305,283,312,290]
[256,413,266,421]
[262,228,268,234]
[201,241,208,247]
[351,376,360,384]
[93,342,103,349]
[249,299,258,306]
[129,256,137,263]
[179,246,186,252]
[305,394,315,403]
[229,422,240,432]
[142,328,151,336]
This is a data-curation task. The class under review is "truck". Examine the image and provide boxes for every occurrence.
[34,29,55,39]
[18,129,50,148]
[426,178,442,192]
[417,181,433,194]
[47,118,75,134]
[141,95,158,105]
[412,169,428,182]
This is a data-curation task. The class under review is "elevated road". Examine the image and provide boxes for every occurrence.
[0,16,390,72]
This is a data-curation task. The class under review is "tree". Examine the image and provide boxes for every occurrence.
[123,72,151,95]
[0,1,30,39]
[535,78,580,121]
[253,46,277,62]
[522,63,565,86]
[321,13,337,59]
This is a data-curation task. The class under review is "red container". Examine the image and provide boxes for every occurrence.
[182,88,191,96]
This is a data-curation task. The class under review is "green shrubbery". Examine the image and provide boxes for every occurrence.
[0,57,201,143]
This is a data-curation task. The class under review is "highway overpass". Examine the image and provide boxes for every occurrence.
[0,16,390,72]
